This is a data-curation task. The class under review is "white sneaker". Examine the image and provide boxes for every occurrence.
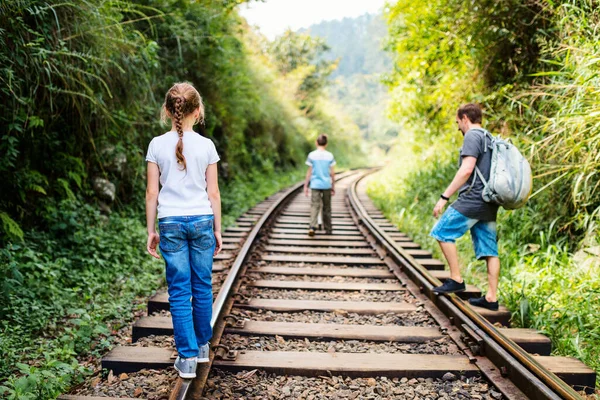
[174,356,197,379]
[197,343,210,363]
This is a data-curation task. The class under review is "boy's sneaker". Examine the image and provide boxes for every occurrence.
[174,356,197,379]
[308,227,315,237]
[432,278,466,294]
[325,230,332,235]
[197,343,210,363]
[468,296,499,311]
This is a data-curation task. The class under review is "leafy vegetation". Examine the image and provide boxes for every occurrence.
[367,0,600,390]
[304,13,391,78]
[304,13,401,161]
[264,29,367,166]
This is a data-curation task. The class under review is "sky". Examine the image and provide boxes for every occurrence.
[238,0,387,40]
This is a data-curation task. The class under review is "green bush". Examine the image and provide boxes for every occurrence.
[0,199,163,398]
[0,0,313,244]
[374,0,600,388]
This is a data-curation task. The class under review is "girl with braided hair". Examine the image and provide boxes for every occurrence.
[145,82,222,378]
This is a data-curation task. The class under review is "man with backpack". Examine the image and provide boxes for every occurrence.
[430,103,502,311]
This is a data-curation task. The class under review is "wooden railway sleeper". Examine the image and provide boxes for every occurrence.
[213,345,238,361]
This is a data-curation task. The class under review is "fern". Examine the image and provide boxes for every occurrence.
[0,212,24,242]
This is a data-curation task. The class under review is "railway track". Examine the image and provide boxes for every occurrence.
[61,170,595,400]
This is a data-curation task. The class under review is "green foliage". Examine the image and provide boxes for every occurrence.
[509,3,600,230]
[0,212,24,242]
[302,14,400,162]
[261,28,366,167]
[378,0,600,388]
[0,0,314,242]
[269,30,338,114]
[305,13,391,78]
[0,199,163,398]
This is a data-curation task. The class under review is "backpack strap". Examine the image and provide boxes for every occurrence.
[475,166,489,190]
[465,167,478,195]
[464,128,492,195]
[469,127,493,153]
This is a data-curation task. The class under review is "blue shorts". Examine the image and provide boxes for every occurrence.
[430,207,498,260]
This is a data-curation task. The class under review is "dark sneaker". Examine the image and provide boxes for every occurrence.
[174,356,197,379]
[308,227,315,237]
[432,278,466,294]
[325,230,332,235]
[468,296,499,311]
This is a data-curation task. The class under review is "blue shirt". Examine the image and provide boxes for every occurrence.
[306,149,336,189]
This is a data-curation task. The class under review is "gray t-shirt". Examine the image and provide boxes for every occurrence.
[450,128,499,221]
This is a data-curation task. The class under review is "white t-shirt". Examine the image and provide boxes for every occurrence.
[146,131,220,219]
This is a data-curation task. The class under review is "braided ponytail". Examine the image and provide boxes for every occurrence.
[174,97,187,170]
[162,82,204,172]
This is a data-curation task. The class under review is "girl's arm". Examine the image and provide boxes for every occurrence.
[146,162,161,259]
[206,163,222,255]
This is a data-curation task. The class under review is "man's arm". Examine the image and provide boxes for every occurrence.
[304,166,312,197]
[330,165,335,196]
[433,156,477,218]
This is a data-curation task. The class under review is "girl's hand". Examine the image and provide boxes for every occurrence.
[214,231,223,256]
[147,233,161,259]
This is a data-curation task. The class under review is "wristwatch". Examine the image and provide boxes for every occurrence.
[440,194,450,201]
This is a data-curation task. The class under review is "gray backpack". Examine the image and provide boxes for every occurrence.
[471,129,532,210]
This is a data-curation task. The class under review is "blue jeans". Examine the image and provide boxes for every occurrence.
[159,215,215,358]
[430,206,498,260]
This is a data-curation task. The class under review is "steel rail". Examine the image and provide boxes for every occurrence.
[171,170,358,400]
[347,169,583,400]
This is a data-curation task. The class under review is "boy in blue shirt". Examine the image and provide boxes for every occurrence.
[304,134,336,236]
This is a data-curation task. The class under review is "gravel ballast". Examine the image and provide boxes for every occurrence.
[230,308,437,327]
[204,369,504,400]
[220,334,461,355]
[70,368,177,399]
[243,288,415,303]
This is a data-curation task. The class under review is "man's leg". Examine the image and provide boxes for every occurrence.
[485,256,500,302]
[429,207,474,293]
[322,189,332,233]
[438,242,462,283]
[309,189,320,234]
[469,221,500,310]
